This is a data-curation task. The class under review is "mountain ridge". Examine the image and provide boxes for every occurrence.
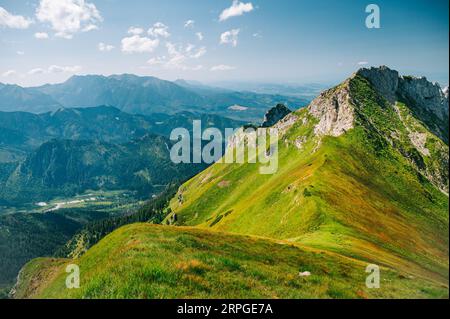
[0,106,245,164]
[165,66,449,285]
[1,74,310,122]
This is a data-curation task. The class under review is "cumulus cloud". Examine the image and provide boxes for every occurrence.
[0,7,32,29]
[2,70,17,77]
[128,26,144,35]
[196,32,204,41]
[184,20,195,28]
[36,0,102,39]
[220,29,240,47]
[98,42,114,52]
[121,35,159,53]
[219,1,254,21]
[34,32,49,39]
[82,24,98,32]
[210,64,236,71]
[148,22,170,38]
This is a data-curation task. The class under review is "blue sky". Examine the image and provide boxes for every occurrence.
[0,0,448,87]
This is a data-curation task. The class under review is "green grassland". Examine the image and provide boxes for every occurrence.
[13,224,448,299]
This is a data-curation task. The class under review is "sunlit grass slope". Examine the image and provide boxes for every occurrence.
[167,76,449,287]
[14,224,448,299]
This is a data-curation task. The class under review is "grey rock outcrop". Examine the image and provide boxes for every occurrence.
[398,76,449,121]
[357,66,400,103]
[308,81,354,137]
[357,66,448,119]
[356,66,449,143]
[261,104,292,128]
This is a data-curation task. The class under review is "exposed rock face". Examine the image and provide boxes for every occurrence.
[357,66,449,120]
[272,113,299,135]
[398,76,449,121]
[357,66,399,103]
[261,104,292,127]
[308,81,354,137]
[357,66,449,143]
[408,132,430,157]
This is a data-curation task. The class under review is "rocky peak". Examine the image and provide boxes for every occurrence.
[356,66,449,142]
[261,104,292,127]
[356,66,400,103]
[356,66,448,117]
[308,81,354,137]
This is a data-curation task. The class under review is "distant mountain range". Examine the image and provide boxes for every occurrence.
[0,105,248,205]
[0,74,311,122]
[0,106,245,163]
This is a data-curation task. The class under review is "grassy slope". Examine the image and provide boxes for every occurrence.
[13,224,448,299]
[167,76,449,287]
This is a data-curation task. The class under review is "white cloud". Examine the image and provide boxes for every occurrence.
[98,42,114,52]
[147,42,205,71]
[252,32,262,38]
[2,70,17,77]
[48,65,81,73]
[36,0,102,39]
[357,61,369,66]
[17,51,25,55]
[128,27,144,35]
[148,22,170,38]
[196,32,204,41]
[184,20,195,28]
[219,1,254,21]
[28,68,46,75]
[190,46,206,59]
[27,65,80,75]
[0,7,32,29]
[82,24,98,32]
[220,29,240,47]
[210,64,236,72]
[34,32,49,39]
[121,35,159,53]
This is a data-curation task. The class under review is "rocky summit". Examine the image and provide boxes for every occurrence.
[357,66,449,143]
